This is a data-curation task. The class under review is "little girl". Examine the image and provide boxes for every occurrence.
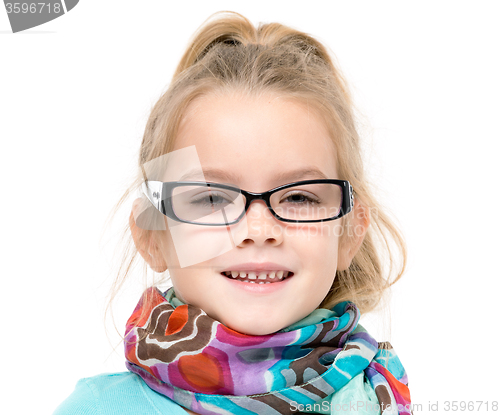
[55,11,411,415]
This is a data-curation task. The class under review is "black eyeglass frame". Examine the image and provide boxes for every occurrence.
[142,179,354,226]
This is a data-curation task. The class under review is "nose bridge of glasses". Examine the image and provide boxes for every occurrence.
[243,190,275,220]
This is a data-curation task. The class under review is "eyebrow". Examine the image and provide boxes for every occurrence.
[178,167,330,184]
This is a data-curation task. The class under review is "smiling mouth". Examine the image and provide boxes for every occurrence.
[220,270,294,284]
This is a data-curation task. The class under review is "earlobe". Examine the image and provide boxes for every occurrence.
[337,198,371,271]
[130,199,168,273]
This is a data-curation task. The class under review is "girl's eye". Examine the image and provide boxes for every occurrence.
[280,191,320,205]
[190,192,232,207]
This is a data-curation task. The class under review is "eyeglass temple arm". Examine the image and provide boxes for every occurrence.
[142,181,163,212]
[348,183,354,212]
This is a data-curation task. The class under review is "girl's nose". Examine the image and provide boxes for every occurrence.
[239,200,284,247]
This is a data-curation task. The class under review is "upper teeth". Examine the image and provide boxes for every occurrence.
[224,270,289,280]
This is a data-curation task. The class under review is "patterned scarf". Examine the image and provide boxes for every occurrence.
[125,287,411,414]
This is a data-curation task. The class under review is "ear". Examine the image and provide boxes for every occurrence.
[130,198,168,273]
[337,197,371,271]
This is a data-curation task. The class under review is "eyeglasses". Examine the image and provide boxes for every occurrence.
[142,179,353,226]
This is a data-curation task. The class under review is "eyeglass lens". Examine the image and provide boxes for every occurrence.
[170,183,343,224]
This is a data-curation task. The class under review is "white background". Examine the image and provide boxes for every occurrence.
[1,1,499,414]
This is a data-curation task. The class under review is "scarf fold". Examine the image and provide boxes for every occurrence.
[124,287,411,415]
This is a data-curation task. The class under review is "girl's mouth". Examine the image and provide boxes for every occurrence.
[220,270,294,284]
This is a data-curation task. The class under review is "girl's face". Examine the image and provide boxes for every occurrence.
[153,91,354,335]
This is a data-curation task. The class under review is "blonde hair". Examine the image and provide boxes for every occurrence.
[106,11,406,335]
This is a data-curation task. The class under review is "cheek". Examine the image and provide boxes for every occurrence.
[169,269,208,306]
[311,225,340,298]
[311,224,341,283]
[162,217,245,269]
[291,223,341,284]
[158,228,188,300]
[158,225,177,264]
[294,222,341,253]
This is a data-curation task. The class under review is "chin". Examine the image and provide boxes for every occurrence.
[221,314,288,336]
[230,324,282,336]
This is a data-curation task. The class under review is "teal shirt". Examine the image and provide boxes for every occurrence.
[53,372,187,415]
[53,371,380,414]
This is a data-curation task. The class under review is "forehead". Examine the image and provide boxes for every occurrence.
[173,91,338,189]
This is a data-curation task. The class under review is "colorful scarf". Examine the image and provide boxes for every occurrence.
[125,287,411,414]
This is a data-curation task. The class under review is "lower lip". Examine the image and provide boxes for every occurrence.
[221,273,294,294]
